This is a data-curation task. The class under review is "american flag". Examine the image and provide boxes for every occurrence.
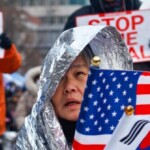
[73,67,150,150]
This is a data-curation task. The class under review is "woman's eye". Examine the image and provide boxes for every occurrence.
[76,72,85,76]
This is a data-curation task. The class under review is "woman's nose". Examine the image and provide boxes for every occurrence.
[64,80,77,94]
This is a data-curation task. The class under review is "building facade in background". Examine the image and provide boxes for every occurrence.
[0,0,89,72]
[15,0,88,49]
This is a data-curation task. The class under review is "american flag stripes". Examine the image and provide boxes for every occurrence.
[136,72,150,115]
[73,67,150,150]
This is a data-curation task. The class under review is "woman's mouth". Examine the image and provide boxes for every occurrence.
[65,101,81,106]
[64,99,81,109]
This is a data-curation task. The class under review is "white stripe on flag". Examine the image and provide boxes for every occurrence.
[138,74,150,84]
[74,131,111,144]
[137,95,150,105]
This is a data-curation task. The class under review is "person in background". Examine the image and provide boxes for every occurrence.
[15,66,41,130]
[0,33,22,149]
[63,0,142,30]
[5,82,23,131]
[63,0,150,71]
[16,25,132,149]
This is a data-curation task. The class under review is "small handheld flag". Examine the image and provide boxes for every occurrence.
[73,56,150,150]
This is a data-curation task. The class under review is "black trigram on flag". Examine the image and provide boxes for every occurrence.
[120,120,150,145]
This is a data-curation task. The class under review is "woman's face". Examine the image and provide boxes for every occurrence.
[52,55,89,121]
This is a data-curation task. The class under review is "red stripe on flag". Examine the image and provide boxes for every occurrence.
[73,140,105,150]
[137,85,150,94]
[142,72,150,76]
[135,105,150,115]
[139,132,150,149]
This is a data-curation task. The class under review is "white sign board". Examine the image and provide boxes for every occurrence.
[76,9,150,63]
[140,0,150,10]
[0,12,4,58]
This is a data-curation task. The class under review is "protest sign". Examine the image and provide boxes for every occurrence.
[76,9,150,63]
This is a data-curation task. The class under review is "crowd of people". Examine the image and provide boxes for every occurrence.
[0,0,150,150]
[0,33,22,149]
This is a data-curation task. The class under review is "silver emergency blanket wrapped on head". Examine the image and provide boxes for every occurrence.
[16,25,133,150]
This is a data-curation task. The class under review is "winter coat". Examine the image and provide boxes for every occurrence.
[16,25,132,149]
[63,0,141,31]
[15,66,41,130]
[0,44,22,135]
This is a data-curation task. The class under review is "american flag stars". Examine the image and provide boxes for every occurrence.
[76,68,141,135]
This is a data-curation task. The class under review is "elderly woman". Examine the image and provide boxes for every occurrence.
[16,25,132,149]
